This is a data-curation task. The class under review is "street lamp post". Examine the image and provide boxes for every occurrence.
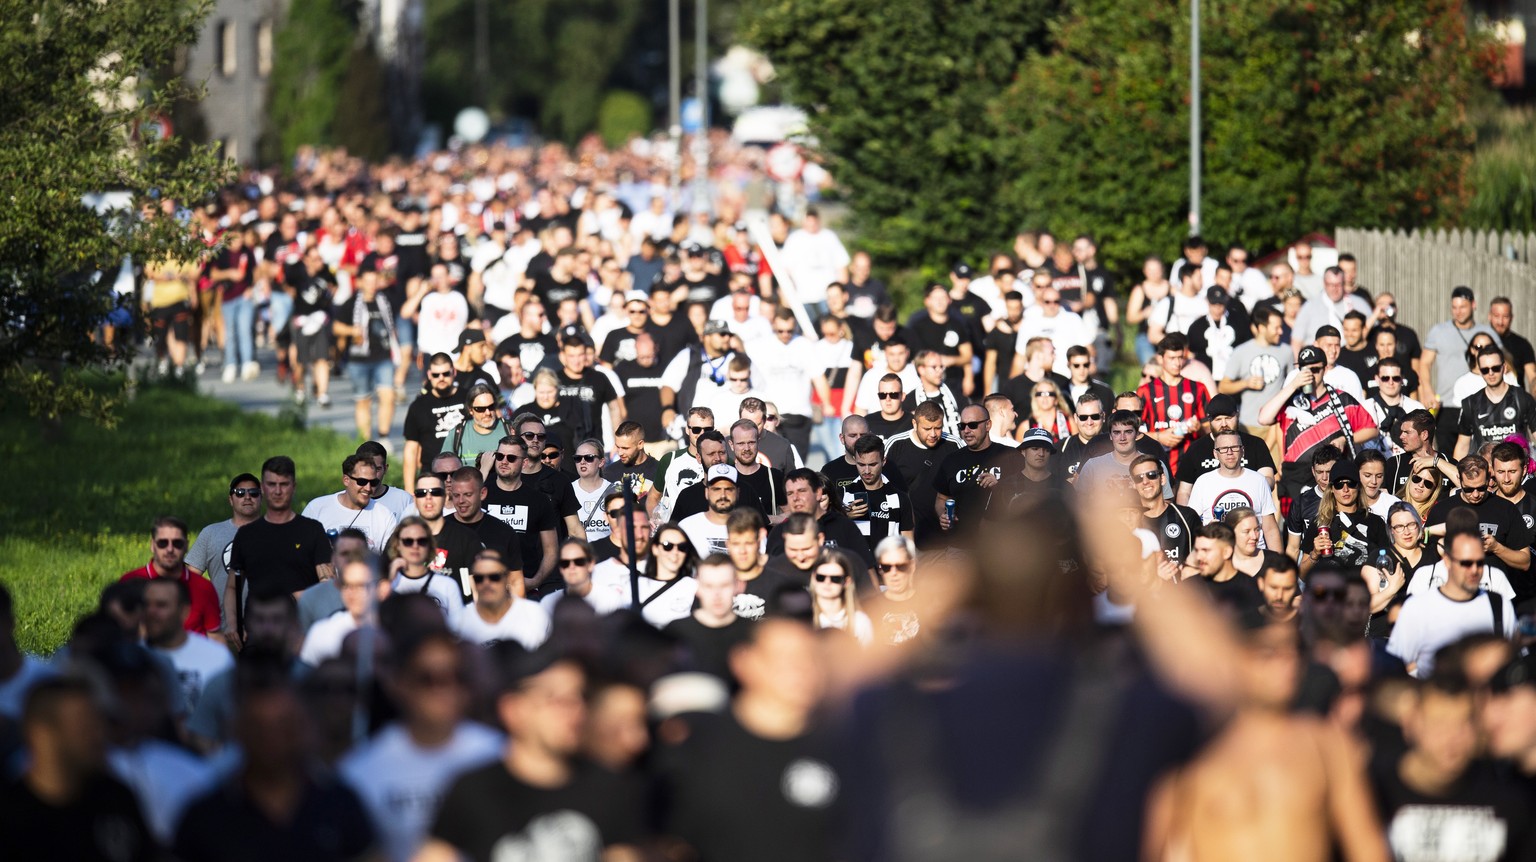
[669,0,682,203]
[692,0,710,215]
[1189,0,1201,237]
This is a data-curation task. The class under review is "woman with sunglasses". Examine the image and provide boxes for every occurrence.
[448,382,509,469]
[591,522,699,627]
[538,537,600,614]
[1021,380,1074,444]
[1299,457,1389,576]
[809,549,873,645]
[385,516,460,617]
[1361,502,1436,639]
[864,535,922,647]
[1404,464,1445,523]
[571,439,616,543]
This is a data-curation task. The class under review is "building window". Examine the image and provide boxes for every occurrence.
[256,20,273,78]
[217,21,237,77]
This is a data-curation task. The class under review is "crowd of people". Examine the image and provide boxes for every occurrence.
[14,138,1536,860]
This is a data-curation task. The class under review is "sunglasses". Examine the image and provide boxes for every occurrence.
[878,392,902,400]
[959,419,987,430]
[414,487,446,497]
[1449,556,1486,568]
[1481,364,1505,375]
[521,431,547,440]
[1077,413,1103,422]
[606,508,626,519]
[1331,479,1358,489]
[657,540,687,552]
[687,426,711,434]
[574,454,599,463]
[348,475,380,487]
[399,536,430,548]
[231,487,260,498]
[1462,485,1493,496]
[471,572,505,584]
[558,556,592,568]
[1310,586,1346,601]
[1034,391,1056,399]
[436,471,454,483]
[427,370,454,379]
[1133,469,1161,483]
[1039,299,1060,306]
[541,451,561,461]
[765,414,780,422]
[155,538,188,550]
[1378,375,1402,382]
[493,452,523,462]
[1409,474,1436,487]
[877,561,910,573]
[814,573,847,584]
[470,404,496,414]
[1070,362,1091,369]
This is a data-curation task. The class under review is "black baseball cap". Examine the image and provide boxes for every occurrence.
[1207,394,1238,418]
[1297,345,1326,368]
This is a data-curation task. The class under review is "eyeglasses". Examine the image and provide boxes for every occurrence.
[814,573,847,584]
[399,536,430,547]
[687,425,711,434]
[471,572,505,583]
[427,370,454,379]
[493,452,523,462]
[348,475,380,487]
[959,419,988,430]
[1409,474,1436,487]
[1310,586,1346,601]
[1215,446,1241,454]
[521,431,546,440]
[877,561,911,573]
[155,538,188,550]
[1481,364,1505,375]
[1390,522,1419,531]
[231,487,260,498]
[1378,375,1402,382]
[573,454,599,463]
[558,556,592,568]
[470,403,496,414]
[1077,413,1103,422]
[1331,479,1358,489]
[1133,469,1161,483]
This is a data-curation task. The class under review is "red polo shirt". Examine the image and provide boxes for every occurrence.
[119,563,222,634]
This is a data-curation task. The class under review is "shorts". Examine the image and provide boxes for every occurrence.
[393,315,416,352]
[347,358,395,396]
[294,328,332,365]
[150,302,191,341]
[104,299,133,329]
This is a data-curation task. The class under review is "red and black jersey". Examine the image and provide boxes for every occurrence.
[1137,376,1209,477]
[1279,387,1376,466]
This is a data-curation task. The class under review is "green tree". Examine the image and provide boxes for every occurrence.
[0,0,231,425]
[598,90,653,148]
[261,0,355,164]
[995,0,1492,273]
[332,43,392,162]
[743,0,1062,281]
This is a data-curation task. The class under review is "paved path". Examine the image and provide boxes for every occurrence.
[177,344,416,444]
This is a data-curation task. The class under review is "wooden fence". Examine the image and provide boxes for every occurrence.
[1333,227,1536,341]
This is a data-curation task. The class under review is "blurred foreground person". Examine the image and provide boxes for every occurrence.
[0,678,155,861]
[1146,619,1388,862]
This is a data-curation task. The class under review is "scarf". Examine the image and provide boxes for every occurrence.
[349,292,399,359]
[919,384,962,438]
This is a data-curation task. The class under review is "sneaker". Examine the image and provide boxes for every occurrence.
[294,389,306,405]
[241,361,260,381]
[155,359,169,377]
[195,360,206,376]
[316,394,332,408]
[221,365,237,384]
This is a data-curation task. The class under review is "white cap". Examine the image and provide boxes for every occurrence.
[706,464,739,485]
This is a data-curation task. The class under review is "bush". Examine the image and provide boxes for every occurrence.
[597,90,653,149]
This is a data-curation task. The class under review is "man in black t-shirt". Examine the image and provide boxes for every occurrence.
[1490,296,1536,390]
[512,414,584,539]
[884,401,961,545]
[664,555,752,683]
[426,654,643,862]
[1190,523,1265,613]
[528,248,589,315]
[1059,392,1111,479]
[764,470,876,569]
[483,438,560,596]
[1426,457,1534,590]
[226,456,331,645]
[1135,454,1201,573]
[933,405,1011,547]
[446,467,524,582]
[555,331,624,443]
[1284,446,1340,560]
[613,332,667,442]
[493,301,559,374]
[848,434,914,554]
[402,353,465,494]
[905,284,974,395]
[602,421,659,501]
[1456,344,1536,459]
[598,290,654,365]
[819,414,869,492]
[657,618,842,862]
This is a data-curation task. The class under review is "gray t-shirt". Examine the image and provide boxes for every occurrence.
[187,519,240,606]
[1224,341,1293,429]
[1424,321,1500,398]
[1076,452,1173,499]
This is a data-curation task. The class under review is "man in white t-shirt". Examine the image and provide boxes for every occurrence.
[1186,430,1282,550]
[1389,529,1517,678]
[1015,286,1090,376]
[451,550,550,649]
[301,454,400,552]
[144,578,232,715]
[751,308,833,457]
[339,631,503,862]
[680,465,739,557]
[777,208,850,308]
[299,558,379,666]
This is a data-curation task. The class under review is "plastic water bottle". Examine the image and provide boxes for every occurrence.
[1375,548,1391,591]
[945,499,956,530]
